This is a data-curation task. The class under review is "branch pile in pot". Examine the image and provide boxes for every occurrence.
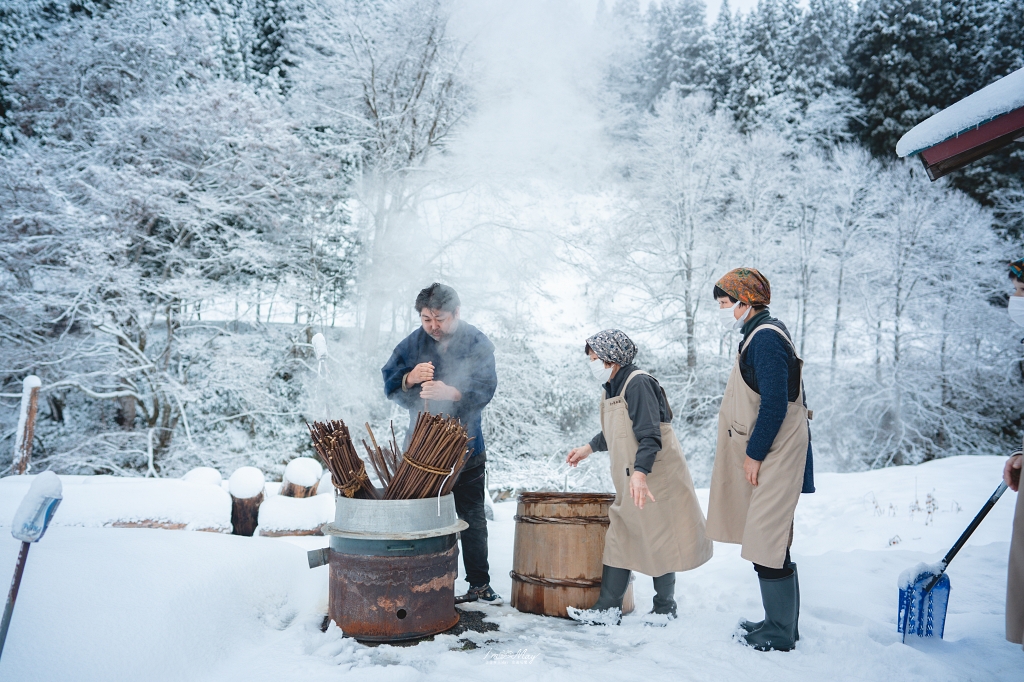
[307,413,472,501]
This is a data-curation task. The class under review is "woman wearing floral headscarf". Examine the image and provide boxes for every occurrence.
[706,267,813,653]
[565,329,712,624]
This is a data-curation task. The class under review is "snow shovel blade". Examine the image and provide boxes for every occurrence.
[898,569,950,640]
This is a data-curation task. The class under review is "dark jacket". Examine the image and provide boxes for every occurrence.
[382,322,497,459]
[588,363,672,475]
[738,310,815,494]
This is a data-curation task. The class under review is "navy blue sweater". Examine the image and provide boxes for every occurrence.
[739,310,814,494]
[381,322,497,459]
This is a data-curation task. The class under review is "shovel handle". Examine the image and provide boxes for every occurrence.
[923,480,1008,594]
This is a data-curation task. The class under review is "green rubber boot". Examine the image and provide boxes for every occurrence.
[567,565,631,625]
[740,562,799,641]
[592,565,631,611]
[651,572,677,617]
[743,571,799,652]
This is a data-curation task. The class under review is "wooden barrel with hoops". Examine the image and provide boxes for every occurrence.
[510,492,634,617]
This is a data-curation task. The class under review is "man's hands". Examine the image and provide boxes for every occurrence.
[420,380,461,402]
[744,456,761,487]
[404,363,461,401]
[405,362,434,387]
[566,444,592,467]
[1004,453,1022,492]
[630,471,655,509]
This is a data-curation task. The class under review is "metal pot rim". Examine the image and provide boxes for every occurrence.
[321,519,468,540]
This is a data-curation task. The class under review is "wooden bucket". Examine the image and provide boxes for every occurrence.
[510,492,635,618]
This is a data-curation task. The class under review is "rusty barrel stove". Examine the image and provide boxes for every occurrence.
[511,492,634,617]
[321,494,468,642]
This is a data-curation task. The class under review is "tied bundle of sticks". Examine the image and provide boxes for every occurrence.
[307,420,379,499]
[383,413,473,500]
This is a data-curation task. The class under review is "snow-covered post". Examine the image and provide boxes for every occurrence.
[1,471,62,662]
[279,458,323,498]
[12,376,41,475]
[229,467,266,537]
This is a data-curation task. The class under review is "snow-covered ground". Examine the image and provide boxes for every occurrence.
[1,456,1020,681]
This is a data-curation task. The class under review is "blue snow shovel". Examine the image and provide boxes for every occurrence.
[0,472,62,662]
[898,480,1009,642]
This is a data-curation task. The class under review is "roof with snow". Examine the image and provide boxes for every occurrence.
[896,66,1024,181]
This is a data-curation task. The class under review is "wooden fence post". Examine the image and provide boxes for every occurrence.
[229,466,266,537]
[13,376,41,475]
[278,457,322,498]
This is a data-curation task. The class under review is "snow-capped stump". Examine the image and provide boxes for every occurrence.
[228,467,266,537]
[256,493,333,537]
[278,457,322,499]
[182,467,223,487]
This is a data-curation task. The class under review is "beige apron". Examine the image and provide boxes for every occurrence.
[1007,486,1024,645]
[706,325,809,570]
[601,370,713,576]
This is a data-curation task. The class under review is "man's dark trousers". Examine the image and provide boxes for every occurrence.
[452,457,489,586]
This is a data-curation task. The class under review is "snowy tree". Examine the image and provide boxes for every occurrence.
[641,0,711,105]
[847,0,943,158]
[300,0,471,350]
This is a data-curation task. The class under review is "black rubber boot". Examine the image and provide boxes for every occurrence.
[592,565,631,611]
[651,572,677,617]
[743,571,799,652]
[740,562,799,640]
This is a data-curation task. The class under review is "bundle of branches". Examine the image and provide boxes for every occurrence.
[383,413,472,500]
[307,420,379,499]
[361,422,401,489]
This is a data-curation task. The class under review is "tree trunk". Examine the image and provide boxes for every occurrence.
[280,478,319,498]
[231,489,265,537]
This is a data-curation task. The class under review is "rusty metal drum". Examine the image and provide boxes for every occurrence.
[322,494,468,642]
[510,492,635,618]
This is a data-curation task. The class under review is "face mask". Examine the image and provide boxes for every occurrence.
[590,358,613,384]
[1009,296,1024,327]
[719,302,750,330]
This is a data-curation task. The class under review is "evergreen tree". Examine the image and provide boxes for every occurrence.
[706,0,740,106]
[641,0,711,105]
[983,0,1024,83]
[600,0,648,108]
[728,0,802,128]
[790,0,852,104]
[847,0,943,158]
[250,0,300,91]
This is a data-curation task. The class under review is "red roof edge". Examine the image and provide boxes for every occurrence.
[918,106,1024,181]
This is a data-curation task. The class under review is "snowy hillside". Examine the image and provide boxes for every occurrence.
[0,456,1019,681]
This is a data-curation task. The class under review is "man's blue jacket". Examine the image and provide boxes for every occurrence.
[381,322,497,460]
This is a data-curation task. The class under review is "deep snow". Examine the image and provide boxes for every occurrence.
[1,456,1021,681]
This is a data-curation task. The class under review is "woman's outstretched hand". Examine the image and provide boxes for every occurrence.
[567,444,593,467]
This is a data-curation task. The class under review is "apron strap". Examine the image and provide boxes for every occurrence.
[739,323,801,360]
[618,370,650,397]
[739,323,806,404]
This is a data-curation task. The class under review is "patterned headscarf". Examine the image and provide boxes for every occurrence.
[585,329,637,366]
[715,267,771,307]
[1010,259,1024,282]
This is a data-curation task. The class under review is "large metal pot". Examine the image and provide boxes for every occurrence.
[321,494,468,642]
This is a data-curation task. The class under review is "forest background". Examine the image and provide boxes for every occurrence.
[1,0,1022,491]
